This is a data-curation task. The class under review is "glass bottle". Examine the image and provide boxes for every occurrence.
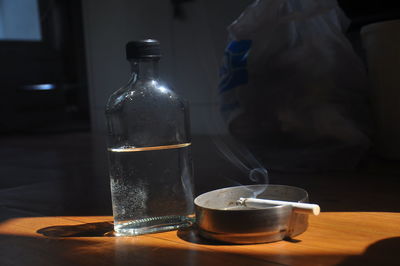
[105,39,194,236]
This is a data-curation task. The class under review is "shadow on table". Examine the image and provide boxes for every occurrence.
[337,237,400,266]
[37,221,114,237]
[177,226,236,246]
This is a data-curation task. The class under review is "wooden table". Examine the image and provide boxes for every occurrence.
[1,212,399,266]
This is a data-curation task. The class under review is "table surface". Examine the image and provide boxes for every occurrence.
[1,212,399,266]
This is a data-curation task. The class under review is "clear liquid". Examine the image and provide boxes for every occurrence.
[108,143,194,236]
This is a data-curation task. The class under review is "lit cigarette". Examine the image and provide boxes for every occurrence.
[236,197,320,216]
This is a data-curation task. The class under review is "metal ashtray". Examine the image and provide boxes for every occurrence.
[194,184,310,244]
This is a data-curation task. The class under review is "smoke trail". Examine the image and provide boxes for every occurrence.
[208,102,269,188]
[188,1,269,191]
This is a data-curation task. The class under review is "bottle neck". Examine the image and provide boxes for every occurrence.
[129,58,159,80]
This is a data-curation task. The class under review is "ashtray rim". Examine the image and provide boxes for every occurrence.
[194,184,309,211]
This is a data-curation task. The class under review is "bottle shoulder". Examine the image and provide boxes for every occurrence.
[106,79,187,114]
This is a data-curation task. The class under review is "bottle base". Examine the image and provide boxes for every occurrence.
[114,215,194,236]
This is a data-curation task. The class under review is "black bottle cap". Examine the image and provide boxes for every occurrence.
[126,39,161,59]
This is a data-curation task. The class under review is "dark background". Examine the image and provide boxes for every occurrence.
[0,0,399,223]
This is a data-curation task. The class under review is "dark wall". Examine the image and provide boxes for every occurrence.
[0,0,89,133]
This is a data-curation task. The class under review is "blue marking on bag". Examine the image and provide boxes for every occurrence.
[219,40,251,121]
[219,40,252,93]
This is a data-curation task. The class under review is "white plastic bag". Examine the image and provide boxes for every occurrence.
[218,0,371,172]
